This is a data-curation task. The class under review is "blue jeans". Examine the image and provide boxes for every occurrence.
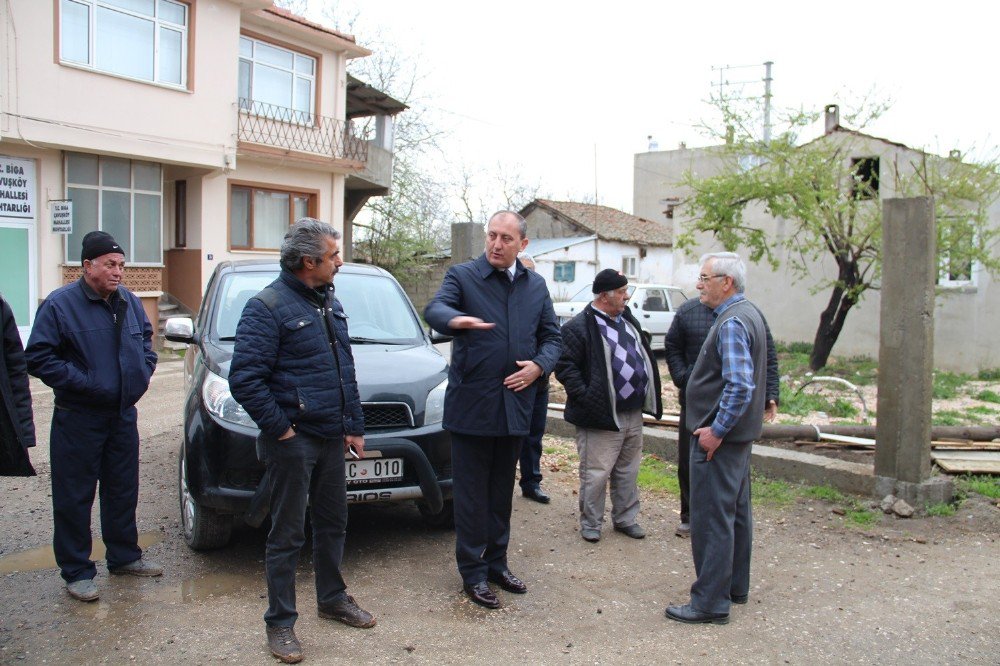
[264,433,348,627]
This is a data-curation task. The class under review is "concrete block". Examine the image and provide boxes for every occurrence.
[876,475,955,507]
[545,412,876,497]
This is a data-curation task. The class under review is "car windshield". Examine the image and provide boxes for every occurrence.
[212,270,424,344]
[568,284,636,302]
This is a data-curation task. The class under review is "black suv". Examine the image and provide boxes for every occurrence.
[165,260,453,549]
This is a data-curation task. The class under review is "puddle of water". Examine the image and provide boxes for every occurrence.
[147,571,257,604]
[0,531,164,575]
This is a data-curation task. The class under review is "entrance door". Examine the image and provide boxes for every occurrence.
[0,155,38,343]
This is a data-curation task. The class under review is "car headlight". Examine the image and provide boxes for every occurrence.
[424,377,448,425]
[203,369,257,428]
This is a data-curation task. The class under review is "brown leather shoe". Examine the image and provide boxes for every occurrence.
[487,568,527,594]
[462,581,500,609]
[266,625,303,664]
[318,595,377,628]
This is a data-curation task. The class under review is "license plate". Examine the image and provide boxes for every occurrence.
[346,457,403,485]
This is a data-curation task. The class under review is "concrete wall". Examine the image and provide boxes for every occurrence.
[633,140,1000,373]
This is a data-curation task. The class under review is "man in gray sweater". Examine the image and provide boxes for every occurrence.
[665,252,767,626]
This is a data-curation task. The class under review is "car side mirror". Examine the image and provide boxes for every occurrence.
[428,328,453,344]
[164,316,198,344]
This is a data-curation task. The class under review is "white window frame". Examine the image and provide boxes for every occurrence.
[938,216,978,288]
[238,35,317,125]
[553,261,575,283]
[622,255,638,279]
[59,0,189,89]
[64,153,163,266]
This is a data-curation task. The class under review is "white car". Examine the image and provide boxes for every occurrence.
[552,283,689,351]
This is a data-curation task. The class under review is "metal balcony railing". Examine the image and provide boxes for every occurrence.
[237,98,368,162]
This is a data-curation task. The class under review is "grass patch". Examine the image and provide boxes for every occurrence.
[846,508,878,526]
[803,485,847,503]
[777,340,813,355]
[932,371,972,399]
[965,405,997,416]
[926,502,957,517]
[829,397,860,419]
[932,410,965,426]
[636,455,680,495]
[957,474,1000,499]
[977,367,1000,381]
[974,389,1000,403]
[781,382,834,416]
[752,474,796,506]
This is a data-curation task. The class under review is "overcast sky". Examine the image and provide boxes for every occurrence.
[300,0,996,216]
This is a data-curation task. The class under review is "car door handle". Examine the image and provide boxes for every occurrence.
[643,314,651,318]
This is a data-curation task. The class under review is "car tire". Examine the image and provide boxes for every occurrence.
[179,444,233,550]
[417,498,454,529]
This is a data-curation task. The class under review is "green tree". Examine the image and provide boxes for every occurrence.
[677,97,1000,370]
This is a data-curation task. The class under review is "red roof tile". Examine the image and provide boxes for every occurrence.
[524,199,672,246]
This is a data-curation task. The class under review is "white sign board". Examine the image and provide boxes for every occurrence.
[51,200,73,233]
[0,156,36,219]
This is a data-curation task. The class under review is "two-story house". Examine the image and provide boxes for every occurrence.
[0,0,402,341]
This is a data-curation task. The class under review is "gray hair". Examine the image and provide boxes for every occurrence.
[488,210,528,239]
[280,218,341,271]
[699,251,747,293]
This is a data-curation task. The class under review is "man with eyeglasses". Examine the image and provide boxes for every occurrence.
[665,273,779,540]
[665,252,768,626]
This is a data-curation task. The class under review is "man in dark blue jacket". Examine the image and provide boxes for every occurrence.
[26,231,160,603]
[425,211,561,610]
[230,219,373,664]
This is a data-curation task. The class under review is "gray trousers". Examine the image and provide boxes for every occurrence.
[575,409,643,532]
[689,434,753,615]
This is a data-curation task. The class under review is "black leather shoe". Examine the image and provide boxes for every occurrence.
[487,569,527,594]
[318,594,377,628]
[731,594,748,604]
[266,625,303,664]
[665,603,730,625]
[522,487,551,504]
[463,582,500,609]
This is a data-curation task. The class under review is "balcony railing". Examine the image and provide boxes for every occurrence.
[237,98,368,163]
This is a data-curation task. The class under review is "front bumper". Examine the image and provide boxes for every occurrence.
[185,407,452,518]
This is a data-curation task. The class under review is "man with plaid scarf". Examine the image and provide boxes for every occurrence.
[555,269,662,543]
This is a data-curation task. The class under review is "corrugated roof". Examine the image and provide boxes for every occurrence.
[523,199,672,246]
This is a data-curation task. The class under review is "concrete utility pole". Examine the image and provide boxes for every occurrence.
[710,61,774,143]
[874,197,953,505]
[763,61,773,144]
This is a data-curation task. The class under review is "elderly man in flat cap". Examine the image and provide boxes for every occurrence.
[555,269,662,543]
[26,231,161,602]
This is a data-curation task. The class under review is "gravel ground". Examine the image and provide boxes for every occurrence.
[0,358,998,665]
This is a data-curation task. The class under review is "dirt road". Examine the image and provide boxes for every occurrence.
[1,357,997,664]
